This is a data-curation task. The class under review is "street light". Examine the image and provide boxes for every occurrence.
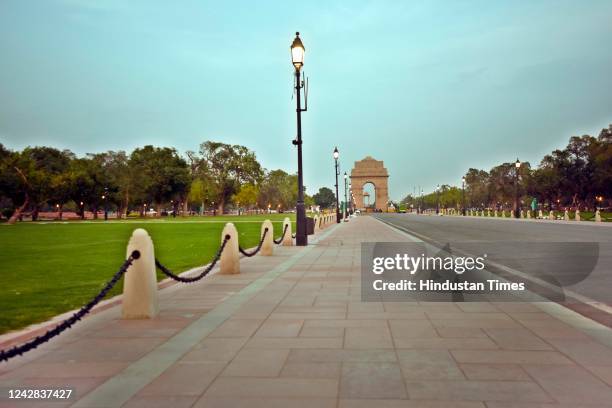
[343,172,348,221]
[103,187,108,221]
[333,147,341,223]
[291,31,308,245]
[514,158,521,218]
[461,177,466,216]
[348,182,352,215]
[436,184,440,215]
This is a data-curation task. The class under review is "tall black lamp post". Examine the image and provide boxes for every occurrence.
[291,32,307,245]
[343,172,348,221]
[461,177,466,216]
[333,147,340,223]
[436,184,440,215]
[514,158,521,218]
[103,187,109,221]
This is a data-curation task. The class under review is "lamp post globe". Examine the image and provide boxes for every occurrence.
[343,172,348,221]
[291,32,307,245]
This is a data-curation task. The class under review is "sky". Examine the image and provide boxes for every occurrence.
[1,0,611,200]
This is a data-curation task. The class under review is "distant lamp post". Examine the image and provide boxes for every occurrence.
[461,177,466,216]
[291,31,308,245]
[514,158,521,218]
[343,172,348,221]
[333,147,340,223]
[80,201,85,220]
[212,201,216,216]
[103,187,109,221]
[436,184,440,215]
[348,182,352,214]
[56,203,61,221]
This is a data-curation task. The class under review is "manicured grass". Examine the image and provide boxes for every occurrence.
[0,214,295,334]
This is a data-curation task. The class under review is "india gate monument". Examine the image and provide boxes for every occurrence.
[350,156,389,211]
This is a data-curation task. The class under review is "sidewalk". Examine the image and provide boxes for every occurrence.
[2,216,612,407]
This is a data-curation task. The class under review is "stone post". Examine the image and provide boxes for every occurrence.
[282,217,293,246]
[538,209,543,219]
[575,209,580,222]
[527,210,531,219]
[313,215,319,232]
[261,219,274,256]
[520,210,524,219]
[220,223,240,274]
[564,210,569,221]
[549,211,555,220]
[122,228,159,319]
[595,209,602,222]
[502,210,506,218]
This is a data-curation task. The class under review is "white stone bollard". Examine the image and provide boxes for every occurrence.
[220,223,240,274]
[575,209,580,222]
[502,210,506,218]
[595,209,602,222]
[313,215,319,232]
[494,210,498,217]
[282,217,293,246]
[564,210,569,221]
[123,228,159,319]
[538,210,543,219]
[520,210,524,219]
[549,211,555,220]
[527,210,531,219]
[487,209,491,217]
[261,219,274,256]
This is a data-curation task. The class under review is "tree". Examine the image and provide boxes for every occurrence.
[258,170,297,211]
[232,184,259,211]
[312,187,335,209]
[197,142,263,213]
[129,146,190,215]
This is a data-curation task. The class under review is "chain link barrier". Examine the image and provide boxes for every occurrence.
[0,251,141,363]
[273,224,289,244]
[155,234,230,283]
[239,228,268,257]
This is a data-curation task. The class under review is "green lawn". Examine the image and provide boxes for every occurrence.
[0,214,295,334]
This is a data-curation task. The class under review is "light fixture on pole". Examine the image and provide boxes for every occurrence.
[514,158,521,218]
[333,147,340,223]
[436,184,440,215]
[291,31,308,245]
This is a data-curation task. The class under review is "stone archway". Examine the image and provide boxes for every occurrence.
[350,156,389,211]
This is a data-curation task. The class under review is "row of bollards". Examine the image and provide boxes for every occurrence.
[454,208,603,222]
[121,215,335,319]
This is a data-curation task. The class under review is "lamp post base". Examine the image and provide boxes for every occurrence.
[296,202,307,246]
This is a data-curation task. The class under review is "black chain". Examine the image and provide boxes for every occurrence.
[239,228,268,257]
[156,235,231,283]
[273,224,289,244]
[0,251,141,363]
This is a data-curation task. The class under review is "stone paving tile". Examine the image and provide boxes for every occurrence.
[137,361,226,396]
[244,337,343,349]
[340,362,408,399]
[486,403,612,408]
[546,338,612,366]
[287,349,398,363]
[585,364,612,387]
[405,380,552,402]
[344,326,394,349]
[280,362,342,378]
[339,400,486,408]
[221,349,289,377]
[451,350,574,365]
[122,395,198,408]
[430,318,522,329]
[484,328,553,350]
[396,337,499,350]
[303,318,388,328]
[435,327,488,338]
[178,337,248,363]
[522,364,612,404]
[299,326,344,337]
[193,396,337,408]
[208,319,263,338]
[397,350,465,380]
[459,363,531,381]
[203,377,338,398]
[254,319,303,337]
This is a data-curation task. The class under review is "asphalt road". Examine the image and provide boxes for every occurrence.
[373,213,612,318]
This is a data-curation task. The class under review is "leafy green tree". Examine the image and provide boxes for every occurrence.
[312,187,336,209]
[257,170,297,211]
[232,184,259,211]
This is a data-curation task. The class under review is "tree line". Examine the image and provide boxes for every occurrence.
[402,125,612,211]
[0,141,334,223]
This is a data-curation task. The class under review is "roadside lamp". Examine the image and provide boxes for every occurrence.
[290,32,305,71]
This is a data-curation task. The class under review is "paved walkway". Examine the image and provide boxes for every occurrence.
[2,216,612,407]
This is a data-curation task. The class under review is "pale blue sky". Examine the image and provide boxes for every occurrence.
[1,0,611,200]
